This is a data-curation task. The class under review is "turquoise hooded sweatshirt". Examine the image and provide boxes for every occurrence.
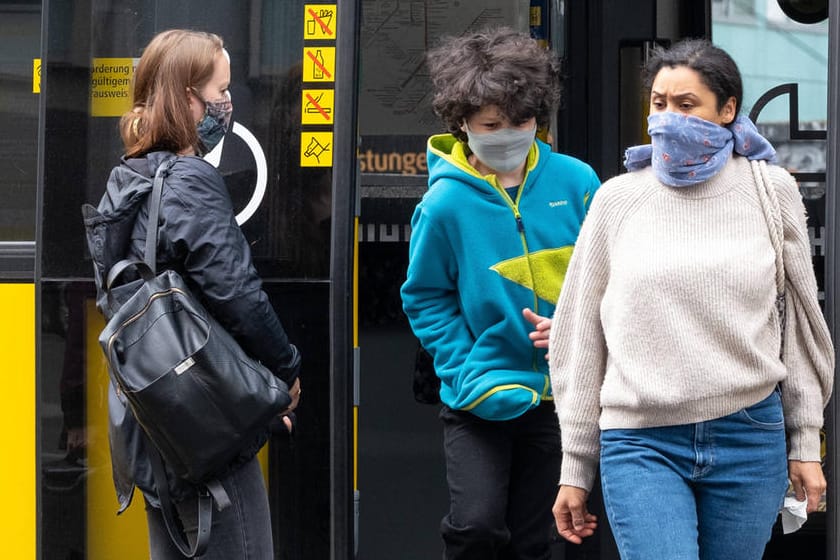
[401,134,600,420]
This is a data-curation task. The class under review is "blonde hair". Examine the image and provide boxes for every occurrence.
[120,29,224,157]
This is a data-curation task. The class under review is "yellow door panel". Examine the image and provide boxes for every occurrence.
[0,284,35,559]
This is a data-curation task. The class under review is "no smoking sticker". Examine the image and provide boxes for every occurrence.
[301,89,335,125]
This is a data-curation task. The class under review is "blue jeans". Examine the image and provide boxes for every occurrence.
[440,401,561,560]
[599,390,788,560]
[145,456,273,559]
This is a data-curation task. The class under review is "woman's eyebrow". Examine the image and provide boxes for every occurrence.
[651,90,701,101]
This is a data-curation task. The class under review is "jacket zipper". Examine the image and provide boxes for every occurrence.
[494,181,542,371]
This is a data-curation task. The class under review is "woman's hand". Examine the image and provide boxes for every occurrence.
[523,308,552,349]
[553,485,598,544]
[281,379,302,432]
[789,460,826,513]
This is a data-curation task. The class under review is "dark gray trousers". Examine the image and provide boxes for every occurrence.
[440,401,561,560]
[145,456,273,559]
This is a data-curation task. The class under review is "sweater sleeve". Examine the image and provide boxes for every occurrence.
[401,205,474,389]
[774,169,834,461]
[549,189,611,491]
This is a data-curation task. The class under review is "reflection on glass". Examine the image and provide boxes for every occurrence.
[0,4,40,240]
[714,0,829,514]
[62,1,333,280]
[262,61,333,278]
[358,0,532,169]
[40,282,91,559]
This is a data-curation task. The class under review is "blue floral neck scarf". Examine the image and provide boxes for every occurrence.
[624,113,777,187]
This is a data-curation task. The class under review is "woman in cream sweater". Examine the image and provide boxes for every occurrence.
[548,39,833,559]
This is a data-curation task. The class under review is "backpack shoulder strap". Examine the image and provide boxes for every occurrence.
[145,157,178,274]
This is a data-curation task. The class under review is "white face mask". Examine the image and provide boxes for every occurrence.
[464,123,536,173]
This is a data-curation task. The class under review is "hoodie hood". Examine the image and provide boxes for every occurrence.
[427,133,544,197]
[95,151,175,216]
[81,151,176,317]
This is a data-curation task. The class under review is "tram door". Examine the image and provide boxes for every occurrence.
[711,2,832,558]
[352,1,716,559]
[357,1,835,558]
[37,1,358,559]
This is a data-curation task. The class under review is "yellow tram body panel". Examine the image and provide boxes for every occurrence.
[0,284,35,559]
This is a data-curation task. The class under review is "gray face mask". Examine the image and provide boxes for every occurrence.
[464,123,537,173]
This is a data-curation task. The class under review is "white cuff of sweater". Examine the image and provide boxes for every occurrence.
[788,428,822,463]
[559,453,597,492]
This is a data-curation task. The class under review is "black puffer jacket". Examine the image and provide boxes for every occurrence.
[83,150,299,511]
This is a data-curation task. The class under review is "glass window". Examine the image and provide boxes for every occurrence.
[43,1,333,280]
[713,1,828,179]
[0,2,41,241]
[358,0,531,175]
[712,0,757,22]
[714,0,829,516]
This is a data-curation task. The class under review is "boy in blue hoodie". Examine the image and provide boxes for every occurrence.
[401,28,600,560]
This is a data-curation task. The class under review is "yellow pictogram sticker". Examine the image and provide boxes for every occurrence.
[33,59,41,93]
[301,131,333,167]
[301,89,335,125]
[304,4,337,40]
[302,47,335,83]
[90,58,137,117]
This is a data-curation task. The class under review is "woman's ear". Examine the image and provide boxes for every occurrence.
[186,88,203,124]
[721,96,737,125]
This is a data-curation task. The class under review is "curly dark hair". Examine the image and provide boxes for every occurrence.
[643,38,743,116]
[426,27,561,142]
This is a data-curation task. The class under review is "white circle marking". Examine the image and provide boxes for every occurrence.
[204,121,268,225]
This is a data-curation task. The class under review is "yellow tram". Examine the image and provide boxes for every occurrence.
[0,1,836,558]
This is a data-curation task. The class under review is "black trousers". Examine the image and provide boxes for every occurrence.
[440,401,561,560]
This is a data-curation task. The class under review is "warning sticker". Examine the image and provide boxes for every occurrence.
[302,47,335,83]
[301,89,335,125]
[304,5,337,40]
[90,58,137,117]
[33,59,41,93]
[301,131,333,167]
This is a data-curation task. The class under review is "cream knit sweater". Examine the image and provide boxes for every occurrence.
[549,155,834,492]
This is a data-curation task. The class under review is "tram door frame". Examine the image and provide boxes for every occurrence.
[826,2,840,559]
[330,0,360,557]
